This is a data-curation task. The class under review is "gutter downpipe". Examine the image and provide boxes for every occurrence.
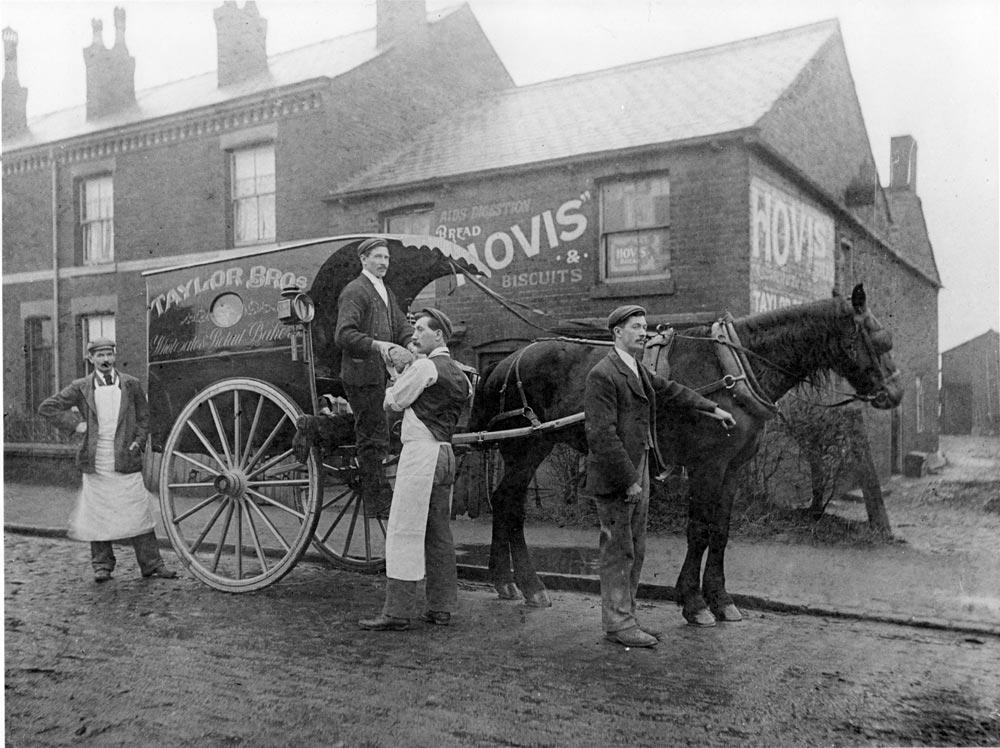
[50,146,60,391]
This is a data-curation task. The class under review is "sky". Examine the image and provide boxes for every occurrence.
[1,0,997,353]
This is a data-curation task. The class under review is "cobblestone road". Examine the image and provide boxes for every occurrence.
[6,532,1000,747]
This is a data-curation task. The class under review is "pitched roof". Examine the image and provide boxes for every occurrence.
[2,6,461,151]
[887,188,942,285]
[331,19,840,196]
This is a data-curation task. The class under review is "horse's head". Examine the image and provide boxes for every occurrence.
[833,284,903,410]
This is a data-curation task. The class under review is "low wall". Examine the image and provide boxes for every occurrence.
[4,444,81,487]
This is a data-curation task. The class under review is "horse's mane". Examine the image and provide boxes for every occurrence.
[732,295,854,377]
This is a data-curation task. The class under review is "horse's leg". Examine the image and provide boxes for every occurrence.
[701,467,743,623]
[488,505,518,600]
[493,441,554,608]
[487,453,518,600]
[676,467,718,627]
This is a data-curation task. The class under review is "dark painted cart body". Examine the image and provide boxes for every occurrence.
[143,234,488,591]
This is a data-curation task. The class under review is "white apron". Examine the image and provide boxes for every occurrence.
[384,409,443,581]
[69,382,156,542]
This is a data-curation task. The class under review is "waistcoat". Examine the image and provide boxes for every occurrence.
[410,356,470,442]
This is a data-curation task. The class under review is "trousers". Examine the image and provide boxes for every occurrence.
[591,450,650,633]
[343,382,390,500]
[382,446,458,618]
[90,530,167,575]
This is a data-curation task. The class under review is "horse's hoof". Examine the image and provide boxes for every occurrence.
[523,589,552,608]
[495,583,520,600]
[684,608,717,627]
[712,603,743,622]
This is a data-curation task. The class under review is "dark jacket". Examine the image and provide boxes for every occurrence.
[38,371,149,474]
[583,348,717,496]
[334,274,413,386]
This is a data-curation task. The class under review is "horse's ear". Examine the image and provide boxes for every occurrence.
[851,283,866,314]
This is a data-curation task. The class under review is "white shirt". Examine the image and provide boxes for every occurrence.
[361,268,389,308]
[383,347,449,412]
[614,345,641,382]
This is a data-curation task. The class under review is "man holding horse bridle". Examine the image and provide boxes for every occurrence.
[584,305,735,648]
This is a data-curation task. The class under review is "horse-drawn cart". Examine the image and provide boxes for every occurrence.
[143,234,489,592]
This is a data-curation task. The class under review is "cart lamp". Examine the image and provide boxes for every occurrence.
[277,286,315,325]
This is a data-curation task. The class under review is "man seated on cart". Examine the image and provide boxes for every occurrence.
[334,237,414,518]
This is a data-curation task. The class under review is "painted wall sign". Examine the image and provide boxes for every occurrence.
[433,190,593,287]
[749,177,835,313]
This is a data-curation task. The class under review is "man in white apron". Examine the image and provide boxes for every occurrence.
[359,308,471,631]
[38,337,177,583]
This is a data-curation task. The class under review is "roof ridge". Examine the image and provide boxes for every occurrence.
[494,17,841,96]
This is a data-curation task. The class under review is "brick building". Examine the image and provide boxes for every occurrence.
[2,1,510,439]
[940,330,1000,435]
[324,19,941,475]
[3,8,939,476]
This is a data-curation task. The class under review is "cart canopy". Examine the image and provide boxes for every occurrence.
[144,234,489,365]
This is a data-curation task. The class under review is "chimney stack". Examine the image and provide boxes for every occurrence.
[376,0,426,48]
[889,135,917,191]
[2,27,28,137]
[214,1,268,88]
[83,8,136,120]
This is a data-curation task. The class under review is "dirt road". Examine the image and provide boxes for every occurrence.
[5,533,999,747]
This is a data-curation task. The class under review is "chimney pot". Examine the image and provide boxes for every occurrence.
[889,135,917,192]
[84,8,135,120]
[2,25,28,137]
[214,1,268,88]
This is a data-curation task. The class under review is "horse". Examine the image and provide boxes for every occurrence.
[468,284,903,625]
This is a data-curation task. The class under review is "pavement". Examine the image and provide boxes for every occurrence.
[5,467,998,638]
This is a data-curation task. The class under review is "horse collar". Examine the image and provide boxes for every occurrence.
[708,317,780,421]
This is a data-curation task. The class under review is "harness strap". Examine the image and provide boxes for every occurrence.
[710,318,780,420]
[489,344,544,429]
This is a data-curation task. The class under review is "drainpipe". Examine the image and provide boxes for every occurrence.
[50,146,60,390]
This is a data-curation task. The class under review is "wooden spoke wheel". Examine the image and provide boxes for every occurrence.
[310,450,392,573]
[158,378,321,592]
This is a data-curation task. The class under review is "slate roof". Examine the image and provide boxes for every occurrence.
[2,6,461,151]
[887,188,942,285]
[331,19,840,196]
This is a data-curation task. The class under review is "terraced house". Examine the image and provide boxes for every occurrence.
[3,3,939,477]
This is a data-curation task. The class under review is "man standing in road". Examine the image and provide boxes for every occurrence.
[335,237,413,518]
[38,338,177,583]
[359,308,470,631]
[583,306,735,647]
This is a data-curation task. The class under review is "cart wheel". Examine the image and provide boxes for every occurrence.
[310,451,392,572]
[158,378,321,592]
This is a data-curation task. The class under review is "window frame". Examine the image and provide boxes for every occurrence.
[24,316,54,413]
[79,173,115,265]
[382,203,437,303]
[230,142,276,247]
[598,173,672,285]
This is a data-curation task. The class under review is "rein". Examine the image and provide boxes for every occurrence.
[672,320,887,409]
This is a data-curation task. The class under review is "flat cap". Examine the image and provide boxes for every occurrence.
[420,307,453,342]
[87,336,116,354]
[357,236,389,257]
[607,304,646,331]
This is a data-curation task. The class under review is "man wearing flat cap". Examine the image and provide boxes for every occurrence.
[584,305,735,647]
[359,308,471,631]
[335,237,414,518]
[38,338,177,582]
